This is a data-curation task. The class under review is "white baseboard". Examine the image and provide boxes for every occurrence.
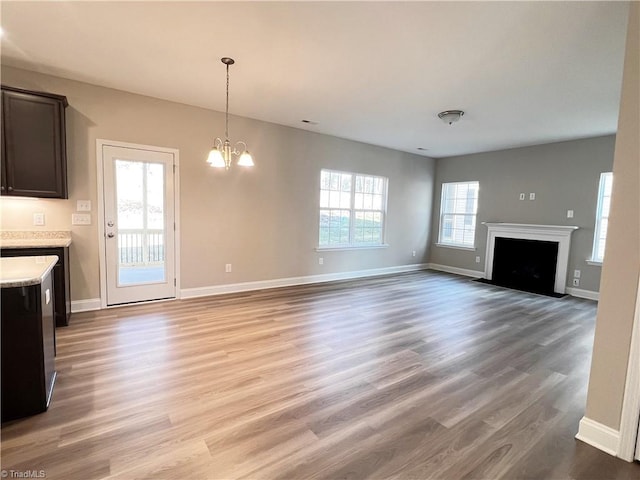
[71,298,102,313]
[427,263,484,279]
[426,264,601,301]
[575,416,620,457]
[69,265,430,310]
[181,263,429,299]
[566,287,600,301]
[73,271,599,310]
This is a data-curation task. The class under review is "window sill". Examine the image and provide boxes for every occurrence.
[435,243,476,252]
[315,244,390,252]
[586,259,603,266]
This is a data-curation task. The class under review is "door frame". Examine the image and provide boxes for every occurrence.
[618,273,640,461]
[96,139,181,309]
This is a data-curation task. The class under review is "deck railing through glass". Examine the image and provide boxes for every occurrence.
[117,229,164,266]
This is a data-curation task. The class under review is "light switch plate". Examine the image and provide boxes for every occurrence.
[567,209,574,218]
[33,213,45,226]
[77,200,92,212]
[519,193,525,200]
[72,213,91,225]
[529,193,536,200]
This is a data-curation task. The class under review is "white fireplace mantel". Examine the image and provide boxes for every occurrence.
[483,223,579,294]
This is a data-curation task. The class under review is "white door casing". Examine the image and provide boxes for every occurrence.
[97,140,180,307]
[617,273,640,461]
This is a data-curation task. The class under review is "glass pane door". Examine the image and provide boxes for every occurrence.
[102,144,176,306]
[115,159,166,286]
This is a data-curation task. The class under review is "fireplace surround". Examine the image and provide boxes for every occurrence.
[483,223,578,295]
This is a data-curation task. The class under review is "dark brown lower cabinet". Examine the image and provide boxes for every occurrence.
[1,273,57,422]
[1,247,70,327]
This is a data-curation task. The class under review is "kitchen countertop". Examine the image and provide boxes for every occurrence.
[0,256,59,288]
[0,231,72,249]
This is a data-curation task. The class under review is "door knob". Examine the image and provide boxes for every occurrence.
[107,233,115,238]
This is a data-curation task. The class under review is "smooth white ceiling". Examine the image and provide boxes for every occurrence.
[0,1,630,158]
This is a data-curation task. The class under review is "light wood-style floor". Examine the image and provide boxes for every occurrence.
[2,270,639,479]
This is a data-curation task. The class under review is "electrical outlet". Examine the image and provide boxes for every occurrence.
[77,200,92,212]
[572,278,580,287]
[567,209,574,218]
[412,250,416,257]
[71,213,91,225]
[475,256,481,263]
[33,213,45,226]
[574,269,581,278]
[529,193,536,200]
[318,257,324,265]
[225,263,232,273]
[519,193,525,200]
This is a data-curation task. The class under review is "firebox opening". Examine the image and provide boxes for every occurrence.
[491,237,559,296]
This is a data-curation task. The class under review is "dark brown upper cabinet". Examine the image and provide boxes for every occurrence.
[1,86,68,198]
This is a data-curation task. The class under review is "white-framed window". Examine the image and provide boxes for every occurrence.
[438,181,479,248]
[591,172,613,263]
[319,169,387,248]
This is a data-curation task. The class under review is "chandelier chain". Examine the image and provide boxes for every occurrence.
[225,63,230,140]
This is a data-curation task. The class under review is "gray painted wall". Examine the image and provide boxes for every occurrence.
[0,66,617,300]
[429,136,616,293]
[0,66,436,302]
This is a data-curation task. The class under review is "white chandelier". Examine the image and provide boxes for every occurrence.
[206,57,254,169]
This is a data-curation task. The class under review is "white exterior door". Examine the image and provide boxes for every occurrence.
[100,144,177,306]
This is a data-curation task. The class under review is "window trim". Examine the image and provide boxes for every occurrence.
[434,243,477,252]
[437,181,479,248]
[590,172,613,263]
[317,169,388,249]
[315,244,390,252]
